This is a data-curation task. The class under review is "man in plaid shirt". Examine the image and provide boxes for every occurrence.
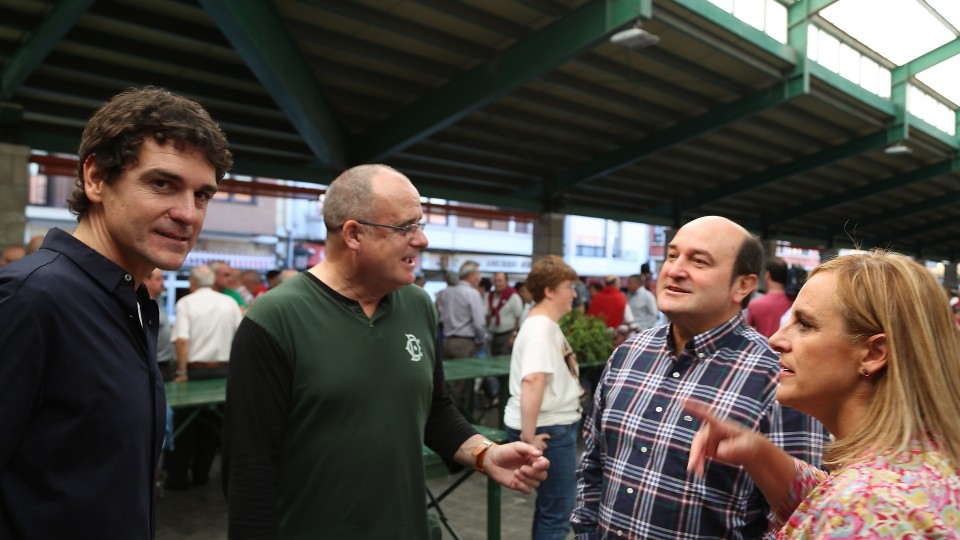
[572,216,828,539]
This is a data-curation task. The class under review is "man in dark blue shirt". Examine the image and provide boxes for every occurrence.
[0,87,232,539]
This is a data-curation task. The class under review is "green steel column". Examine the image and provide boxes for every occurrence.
[786,0,816,93]
[487,477,501,540]
[890,65,911,143]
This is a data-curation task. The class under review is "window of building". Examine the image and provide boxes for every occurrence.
[213,190,256,205]
[458,216,509,231]
[28,174,72,208]
[424,202,448,226]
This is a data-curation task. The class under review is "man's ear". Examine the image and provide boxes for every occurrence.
[339,220,363,250]
[82,155,105,204]
[733,274,758,304]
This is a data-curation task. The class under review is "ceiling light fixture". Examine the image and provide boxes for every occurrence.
[884,142,913,155]
[610,23,660,49]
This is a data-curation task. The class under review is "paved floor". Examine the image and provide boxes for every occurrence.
[156,458,574,540]
[157,405,576,539]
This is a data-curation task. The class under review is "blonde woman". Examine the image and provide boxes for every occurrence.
[687,250,960,538]
[503,255,582,540]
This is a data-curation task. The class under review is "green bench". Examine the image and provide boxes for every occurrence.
[424,424,509,540]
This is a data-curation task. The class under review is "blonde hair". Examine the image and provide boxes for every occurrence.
[813,250,960,468]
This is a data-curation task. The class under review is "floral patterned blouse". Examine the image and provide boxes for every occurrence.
[773,441,960,538]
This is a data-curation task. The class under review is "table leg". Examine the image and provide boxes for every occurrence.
[171,407,203,440]
[496,377,509,429]
[487,475,500,540]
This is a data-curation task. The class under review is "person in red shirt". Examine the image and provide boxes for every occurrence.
[587,275,628,328]
[746,257,794,337]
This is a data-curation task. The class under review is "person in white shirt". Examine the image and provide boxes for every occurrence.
[487,271,524,356]
[166,264,242,489]
[503,255,583,540]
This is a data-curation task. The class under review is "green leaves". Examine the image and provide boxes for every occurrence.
[559,309,614,366]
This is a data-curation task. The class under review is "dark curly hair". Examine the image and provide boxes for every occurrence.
[68,87,233,220]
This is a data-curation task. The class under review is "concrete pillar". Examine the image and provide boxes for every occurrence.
[0,142,30,249]
[944,259,958,293]
[532,212,565,262]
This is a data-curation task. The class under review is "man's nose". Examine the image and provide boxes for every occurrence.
[169,193,198,223]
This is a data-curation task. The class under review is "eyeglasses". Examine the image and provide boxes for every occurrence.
[354,220,426,237]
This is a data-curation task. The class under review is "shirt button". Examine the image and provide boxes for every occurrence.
[617,531,623,537]
[655,406,663,413]
[672,372,680,378]
[684,415,693,422]
[626,488,634,494]
[124,274,132,281]
[698,352,705,358]
[640,446,648,453]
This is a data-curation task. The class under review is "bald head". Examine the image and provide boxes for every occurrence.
[323,164,410,231]
[657,216,761,340]
[682,215,750,241]
[190,265,215,289]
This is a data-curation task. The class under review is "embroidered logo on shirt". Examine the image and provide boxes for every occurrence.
[405,334,423,362]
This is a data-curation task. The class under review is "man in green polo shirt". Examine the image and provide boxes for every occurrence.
[222,164,550,539]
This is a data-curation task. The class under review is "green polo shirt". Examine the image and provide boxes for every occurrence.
[236,273,441,538]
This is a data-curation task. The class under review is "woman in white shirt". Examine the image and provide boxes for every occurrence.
[503,255,582,540]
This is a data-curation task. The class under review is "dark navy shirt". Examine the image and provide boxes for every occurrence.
[0,228,165,539]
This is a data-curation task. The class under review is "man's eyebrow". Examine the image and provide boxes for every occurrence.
[666,244,715,259]
[142,168,182,180]
[143,167,218,194]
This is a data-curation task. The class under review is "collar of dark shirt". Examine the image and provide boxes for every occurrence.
[43,228,141,295]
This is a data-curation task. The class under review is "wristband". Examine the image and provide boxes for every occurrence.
[471,440,495,473]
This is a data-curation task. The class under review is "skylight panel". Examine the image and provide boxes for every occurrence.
[820,0,953,65]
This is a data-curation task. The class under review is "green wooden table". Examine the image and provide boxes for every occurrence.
[442,355,511,380]
[164,377,226,439]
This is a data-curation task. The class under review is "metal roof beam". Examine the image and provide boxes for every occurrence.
[667,0,796,66]
[0,0,95,100]
[896,37,960,77]
[809,63,897,116]
[353,0,650,163]
[650,130,892,216]
[200,0,346,169]
[805,0,843,13]
[517,76,807,198]
[230,155,337,185]
[885,213,960,242]
[303,0,490,58]
[759,154,960,227]
[818,190,960,238]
